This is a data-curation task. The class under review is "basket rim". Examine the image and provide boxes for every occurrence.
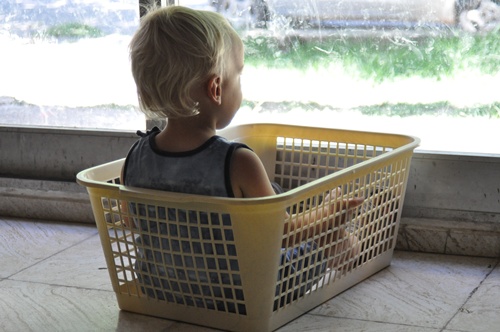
[76,123,420,206]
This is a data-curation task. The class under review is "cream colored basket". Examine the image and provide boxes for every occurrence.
[77,123,419,331]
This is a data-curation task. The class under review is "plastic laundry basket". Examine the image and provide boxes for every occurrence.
[77,123,419,332]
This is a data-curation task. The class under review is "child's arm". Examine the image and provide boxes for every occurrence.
[230,148,277,198]
[284,189,364,245]
[230,148,364,246]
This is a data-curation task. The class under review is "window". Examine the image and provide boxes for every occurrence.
[1,0,499,154]
[0,0,143,130]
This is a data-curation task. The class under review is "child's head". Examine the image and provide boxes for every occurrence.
[130,6,241,119]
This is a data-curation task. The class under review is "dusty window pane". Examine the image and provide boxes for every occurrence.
[0,0,144,130]
[2,0,499,154]
[181,0,500,154]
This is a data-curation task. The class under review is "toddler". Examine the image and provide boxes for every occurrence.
[123,5,363,306]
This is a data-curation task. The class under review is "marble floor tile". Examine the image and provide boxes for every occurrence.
[277,314,441,332]
[1,218,500,332]
[309,251,497,329]
[165,322,223,331]
[12,234,113,291]
[0,280,175,332]
[0,218,97,278]
[446,263,500,332]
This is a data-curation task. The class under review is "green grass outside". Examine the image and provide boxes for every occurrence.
[358,101,500,117]
[45,22,103,39]
[243,31,500,81]
[243,31,500,117]
[36,24,499,118]
[241,100,500,118]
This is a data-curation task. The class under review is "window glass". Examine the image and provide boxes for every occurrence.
[181,0,500,155]
[0,0,143,130]
[1,0,499,154]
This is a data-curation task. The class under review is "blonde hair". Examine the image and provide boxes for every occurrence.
[130,6,239,119]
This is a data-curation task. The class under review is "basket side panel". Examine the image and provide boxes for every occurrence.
[258,130,416,329]
[89,187,285,331]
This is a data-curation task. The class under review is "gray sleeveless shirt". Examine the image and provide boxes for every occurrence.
[122,128,250,198]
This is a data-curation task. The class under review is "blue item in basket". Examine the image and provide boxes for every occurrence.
[275,242,326,309]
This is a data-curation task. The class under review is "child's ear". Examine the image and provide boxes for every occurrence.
[207,75,222,105]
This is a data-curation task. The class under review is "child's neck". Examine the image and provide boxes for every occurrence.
[155,117,216,153]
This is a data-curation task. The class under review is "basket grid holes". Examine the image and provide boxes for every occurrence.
[273,140,408,310]
[100,199,248,315]
[274,137,391,191]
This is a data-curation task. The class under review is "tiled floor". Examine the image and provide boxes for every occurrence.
[1,217,499,332]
